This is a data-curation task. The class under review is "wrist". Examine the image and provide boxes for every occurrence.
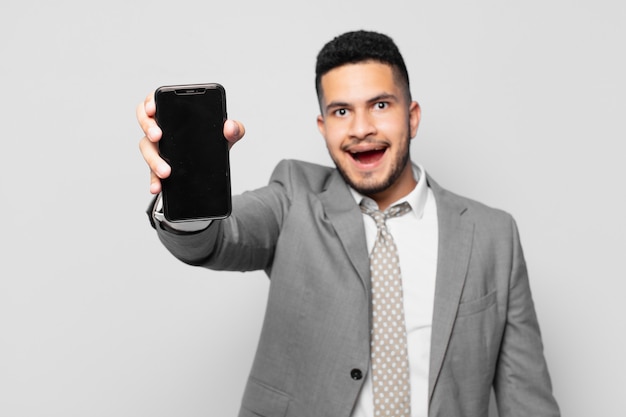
[152,194,212,232]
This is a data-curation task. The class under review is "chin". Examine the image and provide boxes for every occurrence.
[342,171,393,196]
[352,181,392,197]
[333,151,410,197]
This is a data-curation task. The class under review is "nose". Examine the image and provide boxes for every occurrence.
[349,109,377,140]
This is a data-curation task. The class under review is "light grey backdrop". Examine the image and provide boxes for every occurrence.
[1,0,624,416]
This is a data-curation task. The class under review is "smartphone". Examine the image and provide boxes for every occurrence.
[155,83,231,222]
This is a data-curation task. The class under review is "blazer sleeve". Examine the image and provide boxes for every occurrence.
[493,218,560,417]
[151,161,294,272]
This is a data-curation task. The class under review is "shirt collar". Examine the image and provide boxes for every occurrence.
[349,163,429,220]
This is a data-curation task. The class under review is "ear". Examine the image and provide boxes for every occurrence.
[409,101,421,139]
[317,114,326,137]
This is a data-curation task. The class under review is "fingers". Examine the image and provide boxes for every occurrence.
[149,170,162,195]
[137,91,169,194]
[224,119,246,150]
[136,91,161,142]
[139,135,171,194]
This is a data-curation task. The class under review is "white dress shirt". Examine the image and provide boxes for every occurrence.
[350,164,439,417]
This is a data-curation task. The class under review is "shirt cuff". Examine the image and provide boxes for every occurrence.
[150,193,212,232]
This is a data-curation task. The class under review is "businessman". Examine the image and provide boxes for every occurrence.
[137,30,560,417]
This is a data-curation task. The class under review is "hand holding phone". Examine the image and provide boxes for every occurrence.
[154,83,231,222]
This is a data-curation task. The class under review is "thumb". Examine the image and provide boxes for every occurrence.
[224,119,246,149]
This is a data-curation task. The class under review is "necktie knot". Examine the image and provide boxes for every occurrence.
[360,201,412,230]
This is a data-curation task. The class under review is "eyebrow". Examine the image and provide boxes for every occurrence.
[368,93,399,104]
[324,92,400,114]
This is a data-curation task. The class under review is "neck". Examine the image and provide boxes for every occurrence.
[369,163,417,211]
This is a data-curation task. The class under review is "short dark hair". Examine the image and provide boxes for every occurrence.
[315,30,411,103]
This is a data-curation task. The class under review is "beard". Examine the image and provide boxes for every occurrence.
[331,136,411,197]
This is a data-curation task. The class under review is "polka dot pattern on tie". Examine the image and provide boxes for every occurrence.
[361,201,412,417]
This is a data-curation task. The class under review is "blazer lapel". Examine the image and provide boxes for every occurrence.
[318,170,371,293]
[426,175,475,402]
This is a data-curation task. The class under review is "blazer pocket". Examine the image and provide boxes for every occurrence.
[456,290,497,318]
[240,377,290,417]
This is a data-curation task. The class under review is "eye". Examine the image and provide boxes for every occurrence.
[374,101,389,110]
[333,108,349,117]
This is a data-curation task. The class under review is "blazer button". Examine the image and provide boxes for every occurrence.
[350,369,363,380]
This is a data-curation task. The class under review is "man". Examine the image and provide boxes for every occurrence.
[137,31,560,417]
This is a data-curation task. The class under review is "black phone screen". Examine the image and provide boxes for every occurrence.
[155,84,231,221]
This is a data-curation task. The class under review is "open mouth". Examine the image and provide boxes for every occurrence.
[350,148,386,165]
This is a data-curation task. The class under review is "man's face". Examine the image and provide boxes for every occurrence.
[317,62,421,205]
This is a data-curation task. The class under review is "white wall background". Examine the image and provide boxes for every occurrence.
[1,0,624,416]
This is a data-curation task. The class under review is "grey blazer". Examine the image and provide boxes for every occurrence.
[152,159,560,417]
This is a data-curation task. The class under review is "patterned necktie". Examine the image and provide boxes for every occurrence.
[361,201,412,417]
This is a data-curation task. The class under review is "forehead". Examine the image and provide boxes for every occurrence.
[319,61,400,104]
